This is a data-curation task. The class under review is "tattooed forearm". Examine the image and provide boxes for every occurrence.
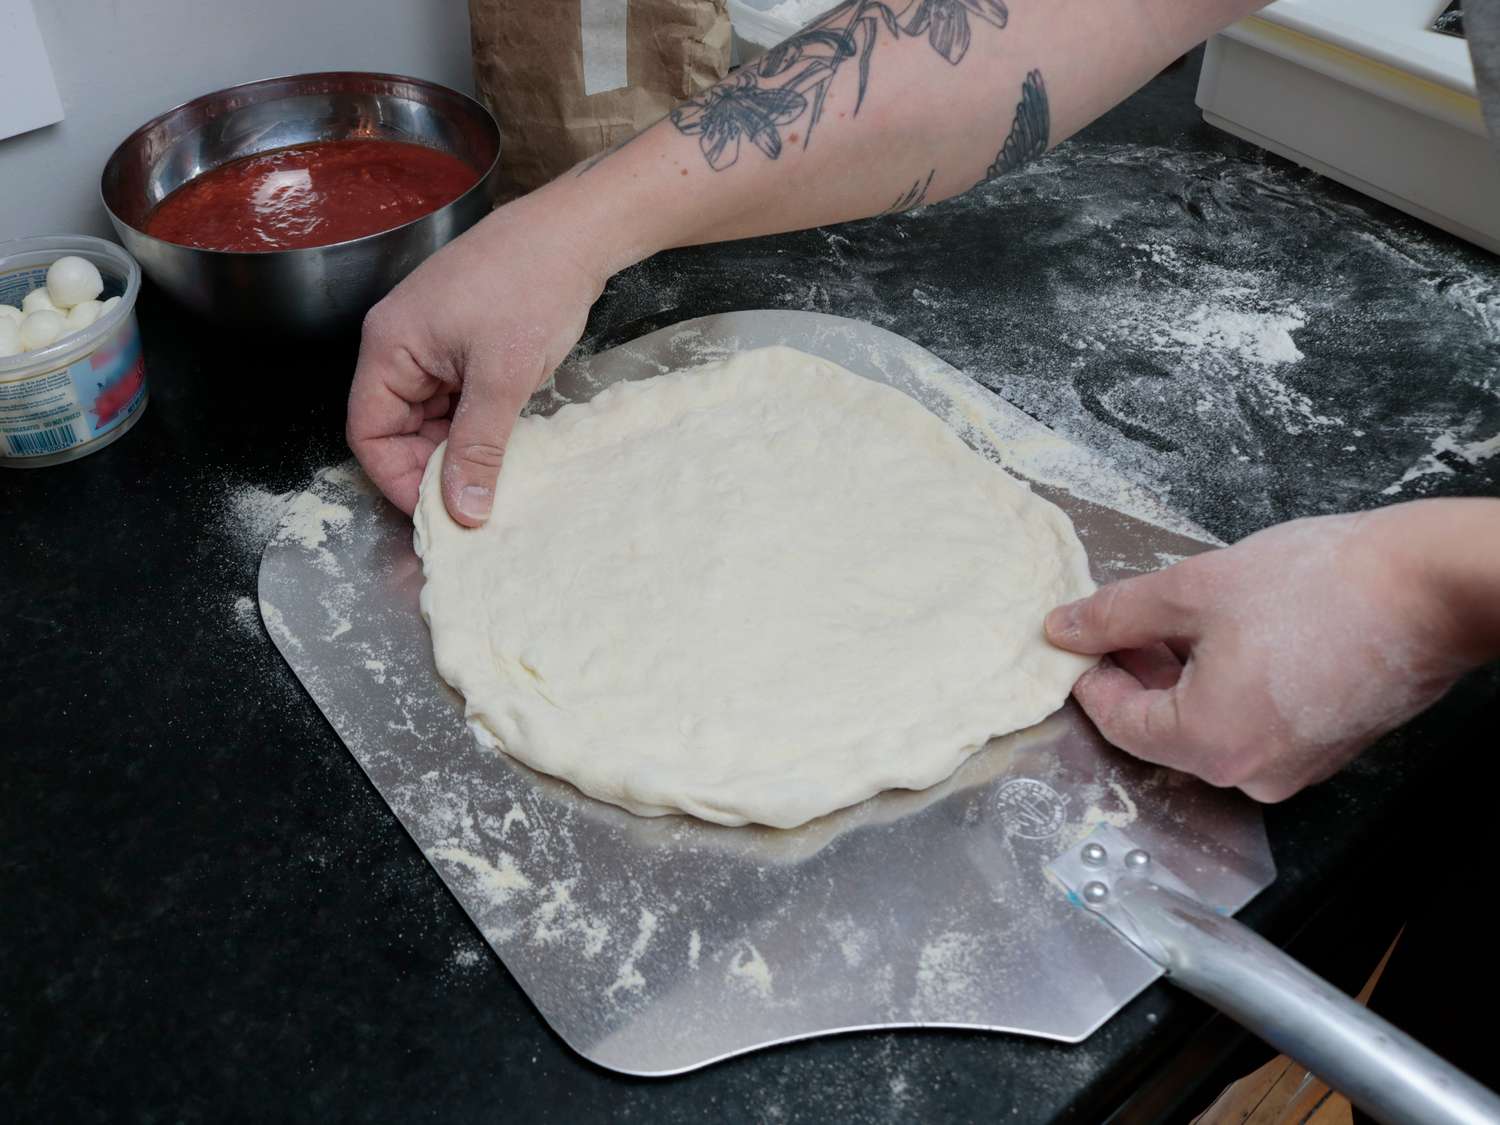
[672,0,1008,172]
[985,69,1049,180]
[879,169,936,214]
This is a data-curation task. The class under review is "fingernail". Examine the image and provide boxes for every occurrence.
[458,485,493,520]
[1045,604,1078,641]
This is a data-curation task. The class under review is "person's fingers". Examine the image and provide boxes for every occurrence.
[1111,642,1184,691]
[353,417,452,516]
[440,359,535,527]
[1079,659,1290,791]
[371,433,445,514]
[1045,567,1200,655]
[1071,658,1191,768]
[1238,774,1300,803]
[347,317,450,514]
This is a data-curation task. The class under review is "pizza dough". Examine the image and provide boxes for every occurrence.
[414,346,1096,829]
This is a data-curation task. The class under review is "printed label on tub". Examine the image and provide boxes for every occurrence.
[0,326,146,459]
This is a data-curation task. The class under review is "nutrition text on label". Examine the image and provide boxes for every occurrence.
[0,368,86,458]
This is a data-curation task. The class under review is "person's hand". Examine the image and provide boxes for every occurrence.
[1044,502,1495,801]
[347,192,614,524]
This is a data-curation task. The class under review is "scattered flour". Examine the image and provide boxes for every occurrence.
[888,1072,910,1103]
[257,598,301,652]
[451,945,485,970]
[231,595,260,638]
[220,461,375,634]
[430,845,531,905]
[1381,428,1500,496]
[274,490,353,559]
[826,915,874,969]
[1076,779,1141,839]
[224,484,295,563]
[726,941,774,998]
[1167,304,1306,368]
[1135,241,1182,270]
[913,931,986,1021]
[688,928,702,970]
[319,580,356,641]
[500,804,530,840]
[1099,287,1339,435]
[605,908,660,999]
[530,879,611,958]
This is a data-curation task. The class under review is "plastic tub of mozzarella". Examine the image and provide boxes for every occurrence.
[0,235,147,467]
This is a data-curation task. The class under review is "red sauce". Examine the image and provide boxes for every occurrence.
[144,139,479,252]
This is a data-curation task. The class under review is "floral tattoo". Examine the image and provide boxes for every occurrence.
[879,169,936,213]
[985,69,1049,180]
[671,0,1008,172]
[669,73,808,170]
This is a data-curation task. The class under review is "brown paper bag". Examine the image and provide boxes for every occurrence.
[470,0,731,198]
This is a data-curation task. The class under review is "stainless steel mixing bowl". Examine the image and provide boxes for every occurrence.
[101,72,502,333]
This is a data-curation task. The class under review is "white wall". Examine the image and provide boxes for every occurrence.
[0,0,473,242]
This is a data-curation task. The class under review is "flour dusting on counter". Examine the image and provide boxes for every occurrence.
[231,594,259,638]
[587,143,1500,537]
[1381,428,1500,496]
[219,462,366,632]
[275,491,352,552]
[224,483,295,562]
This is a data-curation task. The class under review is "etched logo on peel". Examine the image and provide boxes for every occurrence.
[996,778,1066,839]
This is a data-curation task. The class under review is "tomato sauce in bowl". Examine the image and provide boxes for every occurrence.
[144,138,479,252]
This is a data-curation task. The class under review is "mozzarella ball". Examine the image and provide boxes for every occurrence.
[0,319,21,357]
[21,287,58,314]
[99,295,122,317]
[19,309,65,351]
[0,304,23,326]
[65,300,103,333]
[46,256,104,309]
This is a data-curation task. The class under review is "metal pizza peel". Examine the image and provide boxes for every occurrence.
[257,311,1497,1123]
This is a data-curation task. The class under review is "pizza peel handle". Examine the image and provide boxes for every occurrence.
[1049,827,1500,1125]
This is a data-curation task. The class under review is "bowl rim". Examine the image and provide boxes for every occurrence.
[99,70,502,259]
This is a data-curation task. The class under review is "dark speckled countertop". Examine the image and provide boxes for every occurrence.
[4,49,1498,1123]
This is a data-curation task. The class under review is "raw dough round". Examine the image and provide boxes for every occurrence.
[414,347,1096,828]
